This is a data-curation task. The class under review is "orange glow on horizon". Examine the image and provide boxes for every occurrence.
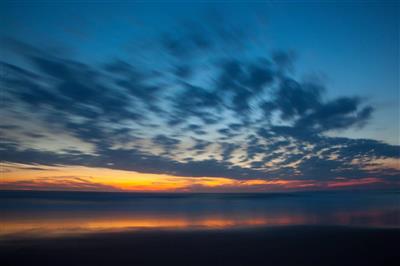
[0,163,317,192]
[326,177,383,188]
[0,163,387,192]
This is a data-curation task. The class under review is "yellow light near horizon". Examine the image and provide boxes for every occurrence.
[1,163,191,191]
[0,163,382,192]
[0,163,383,192]
[1,163,281,192]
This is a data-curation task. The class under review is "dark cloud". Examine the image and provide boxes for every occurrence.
[0,125,19,130]
[152,134,180,150]
[259,77,374,139]
[189,138,212,154]
[186,124,207,135]
[215,58,274,114]
[220,143,238,161]
[159,10,255,60]
[161,30,213,58]
[228,123,243,131]
[218,128,237,139]
[295,97,373,132]
[262,78,323,120]
[272,50,296,73]
[174,64,193,79]
[24,132,46,138]
[169,82,221,125]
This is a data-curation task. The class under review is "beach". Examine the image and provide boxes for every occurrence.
[1,226,399,266]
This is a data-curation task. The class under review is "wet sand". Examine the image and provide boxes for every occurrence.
[1,226,399,266]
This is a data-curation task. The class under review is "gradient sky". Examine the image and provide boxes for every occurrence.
[1,1,399,192]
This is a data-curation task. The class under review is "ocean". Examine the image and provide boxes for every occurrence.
[1,190,399,239]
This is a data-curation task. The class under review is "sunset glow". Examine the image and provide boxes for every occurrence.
[1,163,392,192]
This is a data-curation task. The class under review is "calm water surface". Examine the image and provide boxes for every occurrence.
[0,190,399,238]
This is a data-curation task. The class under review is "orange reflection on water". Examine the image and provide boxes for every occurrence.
[1,208,398,238]
[0,213,310,238]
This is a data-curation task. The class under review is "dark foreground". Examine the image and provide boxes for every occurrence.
[1,226,399,266]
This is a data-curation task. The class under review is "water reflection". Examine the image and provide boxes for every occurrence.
[1,190,399,238]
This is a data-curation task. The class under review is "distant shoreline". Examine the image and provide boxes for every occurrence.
[1,188,399,197]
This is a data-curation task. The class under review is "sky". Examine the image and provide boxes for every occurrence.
[0,1,399,192]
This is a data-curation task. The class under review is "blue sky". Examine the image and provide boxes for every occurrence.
[2,1,398,143]
[1,1,399,191]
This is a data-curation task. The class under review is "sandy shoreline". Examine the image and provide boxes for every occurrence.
[1,225,399,266]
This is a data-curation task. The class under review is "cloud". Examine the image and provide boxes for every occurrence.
[215,58,275,114]
[152,134,180,151]
[0,176,120,192]
[1,33,399,189]
[174,64,193,79]
[263,78,323,120]
[186,124,207,135]
[167,82,221,126]
[159,9,255,60]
